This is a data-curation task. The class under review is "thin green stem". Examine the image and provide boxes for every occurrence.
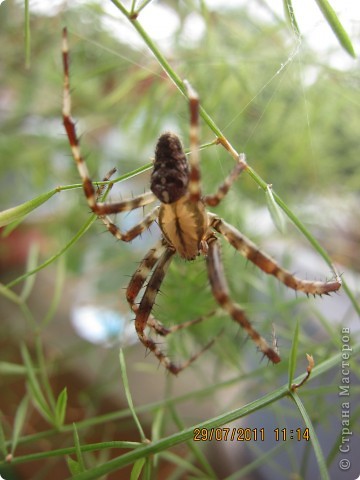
[67,343,346,480]
[0,284,36,328]
[136,0,154,16]
[4,175,122,290]
[3,441,140,465]
[4,346,358,472]
[35,337,56,412]
[119,350,148,443]
[290,392,330,480]
[20,243,39,302]
[41,255,66,328]
[110,0,225,139]
[5,214,97,290]
[283,0,301,36]
[68,388,289,479]
[24,0,31,68]
[129,0,137,17]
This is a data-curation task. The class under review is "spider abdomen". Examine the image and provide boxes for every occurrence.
[159,197,208,260]
[151,132,189,204]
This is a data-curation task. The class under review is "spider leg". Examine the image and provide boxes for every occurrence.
[204,153,247,207]
[95,168,159,241]
[126,240,204,336]
[128,240,208,325]
[184,80,201,202]
[62,27,157,238]
[100,206,160,242]
[148,309,218,336]
[126,240,167,312]
[183,80,247,207]
[95,167,117,199]
[125,240,171,336]
[209,214,341,295]
[206,236,281,363]
[129,243,217,374]
[133,245,181,373]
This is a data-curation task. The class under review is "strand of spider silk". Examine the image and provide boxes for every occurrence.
[111,2,353,307]
[110,1,225,143]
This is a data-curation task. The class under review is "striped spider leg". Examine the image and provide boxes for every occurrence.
[62,28,341,375]
[208,215,341,296]
[62,28,218,373]
[62,27,159,243]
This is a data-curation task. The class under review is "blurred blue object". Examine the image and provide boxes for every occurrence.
[71,305,137,347]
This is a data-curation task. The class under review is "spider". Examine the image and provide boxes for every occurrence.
[62,28,341,375]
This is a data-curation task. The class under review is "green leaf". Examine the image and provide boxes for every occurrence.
[21,344,52,424]
[0,190,57,228]
[11,395,29,456]
[283,0,300,36]
[67,456,83,476]
[20,242,40,302]
[313,0,356,57]
[291,392,330,480]
[73,423,86,473]
[55,387,68,429]
[265,184,286,234]
[1,217,26,237]
[130,458,146,480]
[0,413,8,458]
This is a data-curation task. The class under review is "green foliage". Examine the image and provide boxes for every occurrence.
[313,0,355,57]
[0,190,58,228]
[0,1,359,479]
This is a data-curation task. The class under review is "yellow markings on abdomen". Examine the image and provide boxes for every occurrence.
[159,196,208,260]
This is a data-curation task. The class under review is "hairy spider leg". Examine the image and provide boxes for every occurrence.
[184,80,201,202]
[134,245,219,373]
[133,246,182,373]
[62,27,157,240]
[95,167,117,198]
[204,153,248,207]
[126,240,172,336]
[101,206,160,242]
[184,80,248,208]
[209,215,342,295]
[92,164,161,241]
[127,241,222,372]
[206,237,281,363]
[149,309,219,335]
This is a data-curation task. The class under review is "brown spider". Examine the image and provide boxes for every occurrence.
[62,28,341,375]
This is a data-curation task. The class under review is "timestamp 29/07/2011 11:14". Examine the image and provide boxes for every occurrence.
[193,427,310,442]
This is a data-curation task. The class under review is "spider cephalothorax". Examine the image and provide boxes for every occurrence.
[62,28,341,374]
[151,132,189,204]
